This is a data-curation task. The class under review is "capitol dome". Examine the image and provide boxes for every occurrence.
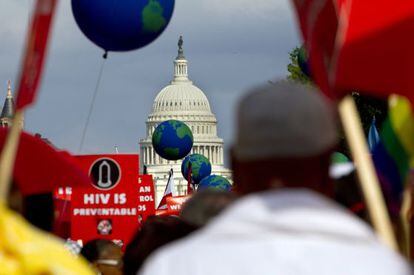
[151,82,212,115]
[148,41,215,118]
[139,36,232,202]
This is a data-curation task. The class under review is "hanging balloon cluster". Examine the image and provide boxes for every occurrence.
[151,119,231,192]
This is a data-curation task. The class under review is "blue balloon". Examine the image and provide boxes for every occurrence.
[198,175,232,192]
[152,120,193,160]
[71,0,175,52]
[181,154,212,184]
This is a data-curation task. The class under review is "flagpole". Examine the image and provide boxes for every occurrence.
[0,0,57,202]
[400,185,412,258]
[0,111,24,202]
[339,95,397,250]
[186,162,193,195]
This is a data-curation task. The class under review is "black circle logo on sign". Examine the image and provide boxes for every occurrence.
[89,158,121,190]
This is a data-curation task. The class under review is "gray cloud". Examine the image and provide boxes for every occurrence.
[0,0,301,164]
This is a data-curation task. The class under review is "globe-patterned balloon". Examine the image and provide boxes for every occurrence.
[198,175,232,192]
[71,0,175,52]
[152,120,193,160]
[181,154,212,184]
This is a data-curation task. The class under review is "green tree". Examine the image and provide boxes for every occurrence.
[287,46,312,85]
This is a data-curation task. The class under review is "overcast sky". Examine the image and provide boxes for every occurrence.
[0,0,301,164]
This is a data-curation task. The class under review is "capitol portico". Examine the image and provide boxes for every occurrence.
[139,37,232,202]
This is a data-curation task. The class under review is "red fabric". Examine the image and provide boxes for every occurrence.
[0,129,89,195]
[155,209,170,216]
[332,1,414,102]
[157,170,174,210]
[157,193,172,210]
[350,202,365,214]
[16,0,57,109]
[166,195,191,216]
[292,0,414,102]
[291,0,339,97]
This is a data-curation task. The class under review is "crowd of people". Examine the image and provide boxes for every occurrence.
[3,81,412,274]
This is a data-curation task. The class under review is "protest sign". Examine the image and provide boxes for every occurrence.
[71,154,141,247]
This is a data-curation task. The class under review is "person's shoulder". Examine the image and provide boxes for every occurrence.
[138,232,203,275]
[366,244,412,274]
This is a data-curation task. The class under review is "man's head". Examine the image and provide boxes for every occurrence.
[180,190,237,227]
[80,239,123,275]
[123,216,197,275]
[232,81,338,195]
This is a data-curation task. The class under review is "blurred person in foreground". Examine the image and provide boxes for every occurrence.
[8,181,56,233]
[0,203,93,274]
[81,239,123,275]
[180,189,238,227]
[123,215,197,275]
[139,81,410,275]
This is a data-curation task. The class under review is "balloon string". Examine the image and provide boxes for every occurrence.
[78,55,107,153]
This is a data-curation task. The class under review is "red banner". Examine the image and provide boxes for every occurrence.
[137,175,156,221]
[71,155,142,248]
[166,195,191,216]
[16,0,57,109]
[332,1,414,102]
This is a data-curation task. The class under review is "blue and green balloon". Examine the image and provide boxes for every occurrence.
[152,120,193,160]
[198,175,232,192]
[71,0,175,52]
[181,154,212,184]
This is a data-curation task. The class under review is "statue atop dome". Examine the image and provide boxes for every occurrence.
[177,35,185,60]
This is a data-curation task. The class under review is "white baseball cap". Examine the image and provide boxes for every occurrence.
[233,81,338,161]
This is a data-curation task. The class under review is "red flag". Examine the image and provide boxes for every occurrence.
[292,0,414,102]
[332,1,414,102]
[0,129,89,195]
[291,0,339,97]
[16,0,57,110]
[157,169,175,210]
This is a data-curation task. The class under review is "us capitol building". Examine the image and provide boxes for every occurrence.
[139,37,232,202]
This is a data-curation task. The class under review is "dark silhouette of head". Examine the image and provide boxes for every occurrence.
[123,216,197,275]
[81,239,123,275]
[180,189,237,227]
[231,81,338,196]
